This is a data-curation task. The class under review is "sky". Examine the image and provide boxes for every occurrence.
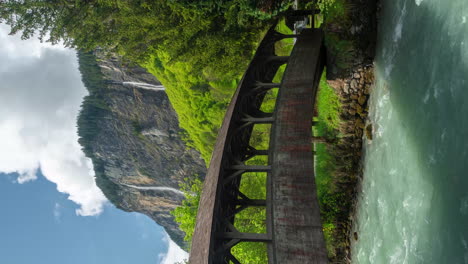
[0,24,188,263]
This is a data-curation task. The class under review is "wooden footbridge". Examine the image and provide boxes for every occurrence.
[190,12,328,264]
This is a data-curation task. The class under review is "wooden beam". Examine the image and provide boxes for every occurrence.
[273,31,300,39]
[241,147,269,162]
[241,112,273,120]
[217,232,271,242]
[227,253,242,264]
[240,116,274,124]
[232,121,254,135]
[249,149,269,156]
[236,199,266,206]
[223,239,241,251]
[230,165,271,172]
[266,56,289,64]
[229,204,248,218]
[223,170,245,185]
[255,82,280,89]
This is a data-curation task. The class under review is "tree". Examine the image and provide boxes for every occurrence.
[171,177,203,249]
[0,0,276,62]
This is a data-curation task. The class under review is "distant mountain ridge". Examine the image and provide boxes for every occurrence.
[76,51,206,248]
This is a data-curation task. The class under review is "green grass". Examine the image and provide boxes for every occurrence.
[315,71,342,137]
[317,0,348,22]
[314,71,342,257]
[304,0,356,72]
[325,34,355,70]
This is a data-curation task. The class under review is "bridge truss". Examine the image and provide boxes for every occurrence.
[190,12,328,264]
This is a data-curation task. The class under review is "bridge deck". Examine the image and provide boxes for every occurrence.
[269,28,327,263]
[189,19,327,264]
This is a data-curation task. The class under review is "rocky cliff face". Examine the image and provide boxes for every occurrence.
[77,51,206,248]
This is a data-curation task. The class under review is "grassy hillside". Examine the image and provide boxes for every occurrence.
[144,17,296,164]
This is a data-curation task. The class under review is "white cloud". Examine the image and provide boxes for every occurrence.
[0,25,67,60]
[158,234,189,264]
[0,24,107,216]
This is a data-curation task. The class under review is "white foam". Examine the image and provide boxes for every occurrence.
[377,198,388,223]
[378,93,390,108]
[462,16,466,24]
[433,87,441,99]
[415,0,424,6]
[460,195,468,215]
[422,89,430,104]
[461,236,468,249]
[394,23,403,43]
[387,108,394,119]
[411,237,424,262]
[369,239,382,263]
[375,126,384,139]
[402,195,412,208]
[403,237,410,264]
[394,3,407,43]
[389,246,404,264]
[385,63,395,78]
[441,128,447,141]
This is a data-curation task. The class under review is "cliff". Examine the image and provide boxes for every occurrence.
[76,51,206,248]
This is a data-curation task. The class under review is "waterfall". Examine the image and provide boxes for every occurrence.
[122,81,165,91]
[122,183,184,196]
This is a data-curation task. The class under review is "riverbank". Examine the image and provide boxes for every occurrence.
[313,0,380,262]
[320,65,374,262]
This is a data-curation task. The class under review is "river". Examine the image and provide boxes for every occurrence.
[352,0,468,263]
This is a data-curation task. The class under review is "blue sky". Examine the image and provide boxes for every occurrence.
[0,172,167,264]
[0,24,188,263]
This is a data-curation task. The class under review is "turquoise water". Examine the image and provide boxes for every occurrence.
[352,0,468,263]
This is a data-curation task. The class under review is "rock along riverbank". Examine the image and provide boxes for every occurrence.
[319,0,380,262]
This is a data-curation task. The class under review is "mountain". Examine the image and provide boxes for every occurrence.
[76,51,206,248]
